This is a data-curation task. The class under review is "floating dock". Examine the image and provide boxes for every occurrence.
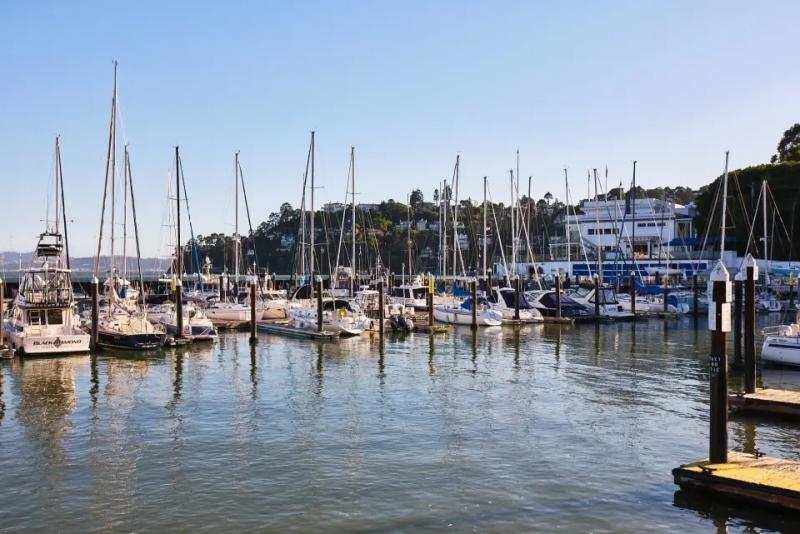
[541,316,574,325]
[257,321,340,340]
[414,321,449,334]
[729,388,800,418]
[673,451,800,512]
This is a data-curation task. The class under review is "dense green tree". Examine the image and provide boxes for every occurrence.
[771,123,800,164]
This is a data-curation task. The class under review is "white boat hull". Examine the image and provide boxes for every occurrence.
[761,336,800,366]
[433,306,503,326]
[5,328,90,355]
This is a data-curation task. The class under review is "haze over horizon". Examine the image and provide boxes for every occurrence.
[2,1,798,256]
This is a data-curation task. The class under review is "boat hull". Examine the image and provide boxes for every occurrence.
[97,331,166,350]
[433,307,502,326]
[5,328,90,356]
[761,337,800,366]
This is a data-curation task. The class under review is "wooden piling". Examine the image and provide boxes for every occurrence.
[663,278,669,313]
[790,282,795,311]
[90,276,99,351]
[629,272,636,316]
[593,275,600,320]
[471,279,477,329]
[555,274,562,320]
[0,278,4,347]
[249,282,257,343]
[175,277,184,339]
[514,277,520,320]
[744,255,757,394]
[693,273,699,315]
[378,280,385,337]
[733,278,743,368]
[709,262,731,464]
[316,277,324,332]
[219,274,225,301]
[487,270,493,295]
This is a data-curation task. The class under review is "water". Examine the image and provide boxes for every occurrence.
[1,318,800,532]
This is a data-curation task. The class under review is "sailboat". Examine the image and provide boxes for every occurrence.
[3,138,90,355]
[92,63,166,350]
[205,152,253,328]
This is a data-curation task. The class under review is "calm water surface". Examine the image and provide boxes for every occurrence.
[1,318,800,532]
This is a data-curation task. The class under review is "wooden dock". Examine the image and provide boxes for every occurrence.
[673,451,800,512]
[256,321,340,340]
[541,316,574,325]
[729,388,800,418]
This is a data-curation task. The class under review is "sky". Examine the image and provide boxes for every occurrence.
[1,1,799,257]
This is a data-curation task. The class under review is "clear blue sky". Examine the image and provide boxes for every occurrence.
[1,1,798,257]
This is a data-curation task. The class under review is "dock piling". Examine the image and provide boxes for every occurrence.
[733,277,743,367]
[428,274,434,327]
[629,272,636,316]
[487,270,493,295]
[175,277,184,339]
[790,281,796,311]
[91,276,99,351]
[593,275,600,320]
[471,279,477,329]
[316,276,324,332]
[378,280,385,337]
[514,277,520,320]
[219,275,224,301]
[250,282,257,343]
[693,273,699,315]
[555,274,562,320]
[0,278,4,347]
[744,254,757,394]
[663,278,669,313]
[709,261,731,463]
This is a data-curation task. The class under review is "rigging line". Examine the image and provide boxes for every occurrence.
[698,171,723,264]
[95,68,117,277]
[486,184,509,282]
[237,160,260,274]
[333,156,353,275]
[179,156,202,275]
[741,183,764,268]
[125,147,147,313]
[56,139,71,269]
[766,184,794,246]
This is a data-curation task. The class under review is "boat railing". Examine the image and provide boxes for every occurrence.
[20,287,73,307]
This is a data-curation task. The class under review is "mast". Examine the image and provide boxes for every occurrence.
[125,147,146,311]
[407,195,413,279]
[234,151,239,283]
[594,168,602,283]
[310,131,316,277]
[123,144,129,280]
[94,61,117,278]
[719,152,729,259]
[109,62,118,273]
[176,146,182,280]
[442,178,448,280]
[483,176,488,280]
[564,168,571,265]
[527,175,532,265]
[510,169,515,280]
[452,155,460,281]
[762,178,769,284]
[632,161,637,266]
[351,146,356,282]
[56,137,70,268]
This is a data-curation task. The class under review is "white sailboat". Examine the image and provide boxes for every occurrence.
[487,286,544,323]
[3,139,90,355]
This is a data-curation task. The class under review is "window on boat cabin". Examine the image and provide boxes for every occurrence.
[588,229,595,235]
[47,309,63,325]
[28,310,42,325]
[412,288,427,299]
[500,290,517,308]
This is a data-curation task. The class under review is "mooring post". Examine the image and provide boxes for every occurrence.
[594,274,600,321]
[471,279,478,329]
[315,276,324,332]
[629,272,636,316]
[389,272,395,291]
[555,274,562,320]
[709,260,731,464]
[0,278,4,347]
[219,275,225,301]
[733,276,743,368]
[693,273,699,315]
[91,276,99,351]
[663,277,669,313]
[378,279,385,337]
[428,274,435,327]
[790,281,795,311]
[744,254,758,394]
[514,277,521,320]
[175,277,184,339]
[487,270,493,296]
[250,282,257,343]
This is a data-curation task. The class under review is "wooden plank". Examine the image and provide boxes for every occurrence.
[729,388,800,417]
[673,451,800,512]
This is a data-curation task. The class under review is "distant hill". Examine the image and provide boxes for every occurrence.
[0,252,167,273]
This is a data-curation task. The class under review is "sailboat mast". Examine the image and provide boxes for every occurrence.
[56,137,70,269]
[527,175,532,265]
[510,169,515,280]
[762,178,769,283]
[719,152,729,259]
[632,161,637,265]
[452,155,460,281]
[351,146,356,281]
[109,62,118,273]
[310,131,315,277]
[564,169,571,265]
[176,146,182,279]
[407,195,412,278]
[123,145,129,280]
[234,151,239,283]
[483,176,488,280]
[54,137,61,234]
[442,178,448,280]
[594,168,602,283]
[95,61,117,277]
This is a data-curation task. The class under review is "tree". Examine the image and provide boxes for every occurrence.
[410,189,424,206]
[771,123,800,163]
[544,192,553,205]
